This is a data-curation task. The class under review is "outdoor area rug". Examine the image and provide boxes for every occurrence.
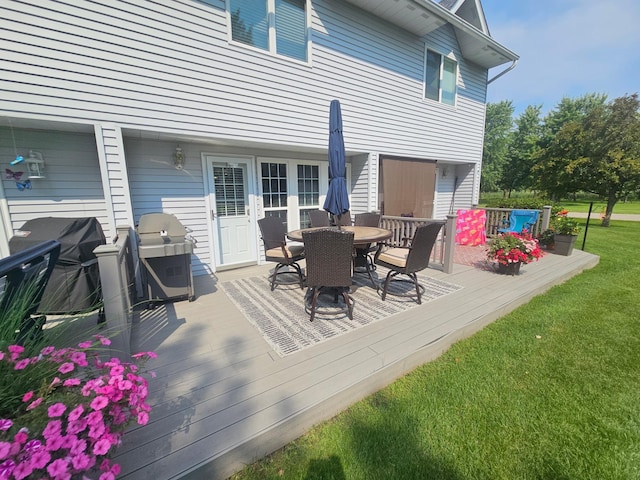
[219,268,463,357]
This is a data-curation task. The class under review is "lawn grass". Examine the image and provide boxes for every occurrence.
[230,220,640,480]
[479,192,640,215]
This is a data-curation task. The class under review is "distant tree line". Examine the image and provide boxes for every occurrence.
[482,93,640,226]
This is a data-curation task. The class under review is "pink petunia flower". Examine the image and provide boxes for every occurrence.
[21,391,34,403]
[0,441,11,460]
[90,395,109,411]
[14,358,30,370]
[68,404,84,422]
[58,362,75,374]
[48,402,67,418]
[30,449,51,469]
[13,430,28,444]
[70,351,88,366]
[40,345,55,355]
[89,423,106,440]
[8,344,24,360]
[10,461,32,480]
[99,472,116,480]
[87,411,103,427]
[0,419,13,431]
[44,421,63,441]
[47,458,69,477]
[70,438,87,456]
[45,435,64,452]
[0,352,4,361]
[71,452,92,470]
[93,438,111,456]
[78,341,92,349]
[67,417,88,435]
[63,377,81,387]
[137,411,149,425]
[26,397,43,411]
[94,335,111,346]
[0,459,16,478]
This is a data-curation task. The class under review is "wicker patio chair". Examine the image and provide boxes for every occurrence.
[374,222,443,304]
[308,210,330,227]
[353,212,382,275]
[258,216,305,291]
[332,210,352,226]
[302,228,355,321]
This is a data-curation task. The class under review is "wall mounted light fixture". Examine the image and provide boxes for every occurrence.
[440,166,448,178]
[26,151,45,179]
[174,145,185,170]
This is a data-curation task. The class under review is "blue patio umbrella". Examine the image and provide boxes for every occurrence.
[323,99,350,226]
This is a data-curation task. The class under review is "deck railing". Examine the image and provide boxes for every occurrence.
[481,206,552,238]
[380,215,456,273]
[93,226,138,359]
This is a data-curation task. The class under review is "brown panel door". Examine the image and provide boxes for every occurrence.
[381,157,436,218]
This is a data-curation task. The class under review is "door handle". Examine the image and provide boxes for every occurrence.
[210,210,215,220]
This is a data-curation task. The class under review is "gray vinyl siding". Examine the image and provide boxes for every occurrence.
[1,0,487,164]
[0,127,112,239]
[349,153,377,214]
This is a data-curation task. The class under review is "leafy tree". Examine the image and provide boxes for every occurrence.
[499,105,542,196]
[482,101,514,192]
[536,94,640,226]
[533,93,608,200]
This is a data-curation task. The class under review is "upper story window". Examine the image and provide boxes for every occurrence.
[424,49,457,106]
[229,0,308,62]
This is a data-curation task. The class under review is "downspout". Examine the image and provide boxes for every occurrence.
[487,59,518,84]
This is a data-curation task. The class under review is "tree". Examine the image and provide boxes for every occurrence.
[537,94,640,226]
[499,105,542,196]
[482,101,514,192]
[533,93,608,200]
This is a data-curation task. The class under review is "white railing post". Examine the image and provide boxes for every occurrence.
[542,205,552,231]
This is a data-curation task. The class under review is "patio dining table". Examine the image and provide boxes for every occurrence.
[287,225,392,288]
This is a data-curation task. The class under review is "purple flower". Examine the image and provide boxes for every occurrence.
[70,351,88,366]
[11,461,33,480]
[66,418,87,435]
[23,439,43,452]
[0,419,12,431]
[26,397,42,411]
[40,345,55,355]
[68,404,84,422]
[43,420,62,439]
[0,460,16,479]
[63,377,81,387]
[77,340,92,349]
[48,402,67,418]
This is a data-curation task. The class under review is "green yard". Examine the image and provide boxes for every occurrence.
[231,220,640,480]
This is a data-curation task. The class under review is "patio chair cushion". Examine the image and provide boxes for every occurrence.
[266,244,304,259]
[376,247,408,268]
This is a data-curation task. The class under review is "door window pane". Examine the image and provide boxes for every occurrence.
[214,165,246,217]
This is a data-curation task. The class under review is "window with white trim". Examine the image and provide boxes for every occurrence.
[424,49,457,106]
[229,0,308,62]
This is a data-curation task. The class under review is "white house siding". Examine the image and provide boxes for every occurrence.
[349,153,378,214]
[95,124,134,232]
[0,127,111,246]
[1,1,487,160]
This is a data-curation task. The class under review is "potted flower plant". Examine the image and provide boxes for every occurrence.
[538,228,556,249]
[487,230,544,275]
[552,210,581,256]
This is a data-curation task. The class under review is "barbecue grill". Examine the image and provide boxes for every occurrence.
[9,217,106,315]
[136,212,195,308]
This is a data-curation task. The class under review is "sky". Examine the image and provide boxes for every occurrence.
[480,0,640,116]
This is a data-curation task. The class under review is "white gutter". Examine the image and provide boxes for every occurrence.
[487,59,518,84]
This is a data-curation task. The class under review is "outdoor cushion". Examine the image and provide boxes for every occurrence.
[266,245,304,259]
[377,247,408,268]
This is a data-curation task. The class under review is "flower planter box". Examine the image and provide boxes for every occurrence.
[553,234,577,256]
[497,262,521,276]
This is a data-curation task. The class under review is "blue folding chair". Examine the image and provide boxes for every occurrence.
[497,209,539,234]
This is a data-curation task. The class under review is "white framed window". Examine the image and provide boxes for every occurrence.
[424,48,457,106]
[228,0,309,62]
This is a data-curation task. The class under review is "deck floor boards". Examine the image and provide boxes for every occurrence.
[113,250,599,479]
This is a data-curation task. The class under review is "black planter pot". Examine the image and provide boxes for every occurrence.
[553,234,577,256]
[497,261,521,276]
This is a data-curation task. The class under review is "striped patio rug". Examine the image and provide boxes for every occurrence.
[219,268,462,357]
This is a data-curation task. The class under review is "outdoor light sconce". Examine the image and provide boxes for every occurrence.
[174,145,185,170]
[440,166,448,178]
[26,151,45,179]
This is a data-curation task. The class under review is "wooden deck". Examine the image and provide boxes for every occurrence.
[113,249,599,479]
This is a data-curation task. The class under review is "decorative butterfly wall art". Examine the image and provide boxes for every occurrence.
[16,180,31,191]
[5,169,23,181]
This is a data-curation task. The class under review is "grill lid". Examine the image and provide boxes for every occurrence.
[137,213,188,246]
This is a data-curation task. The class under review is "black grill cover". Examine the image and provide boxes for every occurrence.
[9,217,106,314]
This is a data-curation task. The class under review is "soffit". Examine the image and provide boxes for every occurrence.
[342,0,518,68]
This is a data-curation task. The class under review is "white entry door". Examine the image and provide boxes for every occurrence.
[206,156,257,268]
